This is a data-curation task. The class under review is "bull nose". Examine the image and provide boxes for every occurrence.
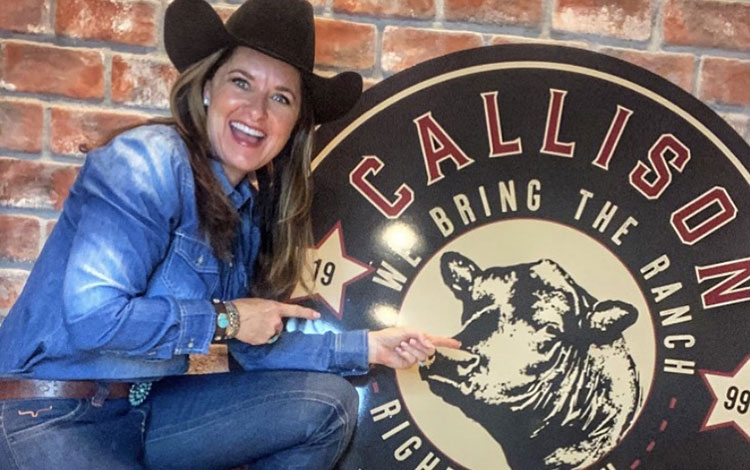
[456,352,481,376]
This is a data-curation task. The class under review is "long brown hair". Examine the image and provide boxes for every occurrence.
[166,48,315,299]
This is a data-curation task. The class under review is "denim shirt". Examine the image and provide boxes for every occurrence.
[0,125,368,380]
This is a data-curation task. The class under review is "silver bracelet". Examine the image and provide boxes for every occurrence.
[223,300,241,340]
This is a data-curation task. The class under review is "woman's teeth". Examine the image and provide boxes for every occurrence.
[230,121,265,139]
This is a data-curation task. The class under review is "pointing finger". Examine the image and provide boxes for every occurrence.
[279,304,321,320]
[413,334,435,352]
[425,334,461,350]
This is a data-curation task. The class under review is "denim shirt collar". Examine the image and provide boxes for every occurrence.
[208,158,254,210]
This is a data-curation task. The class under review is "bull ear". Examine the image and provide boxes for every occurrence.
[584,300,638,345]
[440,251,479,301]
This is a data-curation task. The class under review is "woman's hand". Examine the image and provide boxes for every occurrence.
[367,327,461,369]
[230,298,320,345]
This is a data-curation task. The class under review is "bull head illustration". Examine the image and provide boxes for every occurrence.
[419,252,641,470]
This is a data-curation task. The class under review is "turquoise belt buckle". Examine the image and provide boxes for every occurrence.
[128,382,152,406]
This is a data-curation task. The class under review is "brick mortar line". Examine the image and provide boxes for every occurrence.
[0,91,170,114]
[47,154,87,164]
[157,0,167,56]
[335,14,546,37]
[649,0,665,51]
[709,103,750,114]
[0,260,36,271]
[38,211,48,252]
[313,18,638,47]
[694,55,705,100]
[41,106,51,163]
[1,98,161,116]
[435,0,444,22]
[49,0,57,33]
[104,51,115,106]
[0,205,63,220]
[0,32,158,56]
[374,25,384,80]
[321,13,440,29]
[660,45,750,60]
[0,151,45,161]
[421,22,541,40]
[558,24,651,43]
[541,0,554,38]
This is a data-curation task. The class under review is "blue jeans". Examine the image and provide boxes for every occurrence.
[0,370,358,470]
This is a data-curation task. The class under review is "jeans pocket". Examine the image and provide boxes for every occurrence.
[2,399,146,470]
[2,399,86,442]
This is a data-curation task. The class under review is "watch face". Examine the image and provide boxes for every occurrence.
[301,44,750,470]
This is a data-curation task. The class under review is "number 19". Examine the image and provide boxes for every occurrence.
[313,259,336,286]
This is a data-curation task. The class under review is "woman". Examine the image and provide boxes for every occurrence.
[0,0,460,469]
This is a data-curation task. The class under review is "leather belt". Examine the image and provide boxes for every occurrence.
[0,380,131,401]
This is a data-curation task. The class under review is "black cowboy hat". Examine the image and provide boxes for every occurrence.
[164,0,362,123]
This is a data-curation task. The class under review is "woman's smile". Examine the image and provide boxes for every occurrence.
[229,120,266,146]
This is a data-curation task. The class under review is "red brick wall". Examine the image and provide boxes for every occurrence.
[1,0,749,318]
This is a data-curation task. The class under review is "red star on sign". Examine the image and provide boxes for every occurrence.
[290,221,374,319]
[699,355,750,441]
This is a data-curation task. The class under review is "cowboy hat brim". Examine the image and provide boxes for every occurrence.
[164,0,362,123]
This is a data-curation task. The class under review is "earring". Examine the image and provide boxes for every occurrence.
[203,96,210,106]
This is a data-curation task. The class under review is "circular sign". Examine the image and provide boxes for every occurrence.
[299,45,750,469]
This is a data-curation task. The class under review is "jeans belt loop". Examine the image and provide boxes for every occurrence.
[91,382,110,407]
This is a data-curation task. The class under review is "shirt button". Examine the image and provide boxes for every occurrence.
[197,255,204,265]
[229,261,233,268]
[187,340,195,348]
